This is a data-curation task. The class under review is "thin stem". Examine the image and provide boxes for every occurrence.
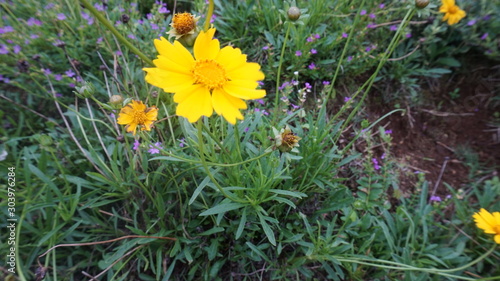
[273,22,291,125]
[204,0,215,31]
[79,0,154,66]
[196,120,246,203]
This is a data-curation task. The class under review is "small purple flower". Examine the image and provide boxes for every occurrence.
[68,83,75,88]
[55,93,63,98]
[306,36,314,42]
[115,50,123,56]
[365,46,371,52]
[256,99,265,105]
[159,6,170,14]
[295,50,302,57]
[381,153,386,159]
[379,3,385,9]
[467,19,476,26]
[367,23,376,29]
[133,139,140,151]
[384,129,392,134]
[482,14,491,21]
[291,103,300,110]
[94,3,105,11]
[42,68,52,75]
[127,34,136,39]
[30,34,40,39]
[347,56,353,61]
[344,97,351,103]
[342,32,348,38]
[360,10,367,15]
[429,195,442,202]
[27,17,42,26]
[390,25,398,31]
[369,13,376,19]
[305,82,312,89]
[150,23,159,30]
[0,45,8,54]
[65,69,75,78]
[54,74,63,81]
[0,26,14,34]
[405,33,412,38]
[262,45,269,50]
[178,138,186,148]
[310,48,317,54]
[445,194,452,199]
[322,81,330,85]
[57,13,67,20]
[314,34,320,39]
[45,3,55,9]
[13,45,21,54]
[372,158,381,170]
[480,33,488,40]
[279,81,290,90]
[97,37,103,44]
[148,142,163,154]
[308,63,316,70]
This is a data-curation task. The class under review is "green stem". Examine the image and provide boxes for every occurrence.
[204,0,215,31]
[273,22,291,125]
[79,0,154,66]
[328,0,367,100]
[196,120,246,203]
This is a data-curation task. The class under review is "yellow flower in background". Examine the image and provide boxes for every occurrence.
[117,100,158,135]
[473,208,500,244]
[439,0,466,25]
[144,28,266,124]
[166,13,200,40]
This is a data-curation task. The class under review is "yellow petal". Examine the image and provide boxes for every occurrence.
[227,62,265,81]
[176,86,213,122]
[173,84,207,104]
[224,81,266,100]
[126,123,138,135]
[194,28,220,60]
[212,88,245,124]
[117,114,134,125]
[153,55,192,75]
[495,235,500,244]
[216,46,247,72]
[144,68,195,93]
[154,37,195,67]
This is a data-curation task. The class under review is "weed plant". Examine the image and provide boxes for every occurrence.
[1,0,499,280]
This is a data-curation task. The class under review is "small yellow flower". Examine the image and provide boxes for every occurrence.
[117,100,158,135]
[473,208,500,244]
[166,13,200,40]
[439,0,466,25]
[144,28,266,124]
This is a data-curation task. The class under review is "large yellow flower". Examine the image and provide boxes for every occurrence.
[117,100,158,135]
[473,208,500,244]
[143,28,266,124]
[439,0,466,25]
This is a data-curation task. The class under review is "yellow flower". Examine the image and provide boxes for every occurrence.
[166,13,200,40]
[473,208,500,244]
[439,0,466,25]
[143,28,266,124]
[117,100,158,135]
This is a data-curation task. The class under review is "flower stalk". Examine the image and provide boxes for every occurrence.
[79,0,154,66]
[203,0,215,31]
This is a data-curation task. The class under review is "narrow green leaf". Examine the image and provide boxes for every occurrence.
[200,202,246,216]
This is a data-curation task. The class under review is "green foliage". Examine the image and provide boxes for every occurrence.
[1,0,499,280]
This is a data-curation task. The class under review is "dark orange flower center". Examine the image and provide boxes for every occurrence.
[448,5,458,14]
[172,13,196,35]
[192,59,229,91]
[494,225,500,234]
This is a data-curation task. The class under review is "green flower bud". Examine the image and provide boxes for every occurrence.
[75,81,95,99]
[287,6,301,21]
[109,95,124,106]
[415,0,429,9]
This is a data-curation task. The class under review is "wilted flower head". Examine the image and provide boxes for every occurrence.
[273,125,301,153]
[166,12,200,40]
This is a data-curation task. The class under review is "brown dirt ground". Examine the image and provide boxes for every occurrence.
[375,62,500,198]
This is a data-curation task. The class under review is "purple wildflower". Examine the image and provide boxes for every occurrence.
[0,45,8,54]
[133,139,140,151]
[367,23,376,29]
[127,34,136,39]
[295,50,302,56]
[65,69,75,78]
[306,36,314,42]
[369,13,376,19]
[342,32,348,38]
[347,56,353,61]
[30,34,40,39]
[344,97,351,103]
[12,45,20,54]
[322,81,330,85]
[159,6,170,13]
[384,129,392,134]
[94,3,105,11]
[429,195,442,202]
[390,25,398,31]
[360,10,367,15]
[405,33,412,38]
[308,63,316,70]
[481,33,488,40]
[372,158,381,170]
[45,3,55,9]
[150,23,159,30]
[27,17,42,26]
[57,13,67,20]
[314,34,320,39]
[379,3,385,9]
[179,138,186,148]
[467,19,476,26]
[0,26,14,34]
[310,48,317,54]
[256,99,265,105]
[54,74,63,81]
[305,82,312,89]
[42,68,52,75]
[148,142,162,154]
[262,45,269,50]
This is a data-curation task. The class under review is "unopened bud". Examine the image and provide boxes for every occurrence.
[287,6,301,21]
[75,81,95,98]
[415,0,429,9]
[109,95,124,105]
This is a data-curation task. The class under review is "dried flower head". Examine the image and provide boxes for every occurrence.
[274,125,301,153]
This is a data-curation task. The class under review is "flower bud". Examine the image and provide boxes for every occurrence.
[75,81,95,98]
[287,6,301,21]
[415,0,429,9]
[109,95,124,106]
